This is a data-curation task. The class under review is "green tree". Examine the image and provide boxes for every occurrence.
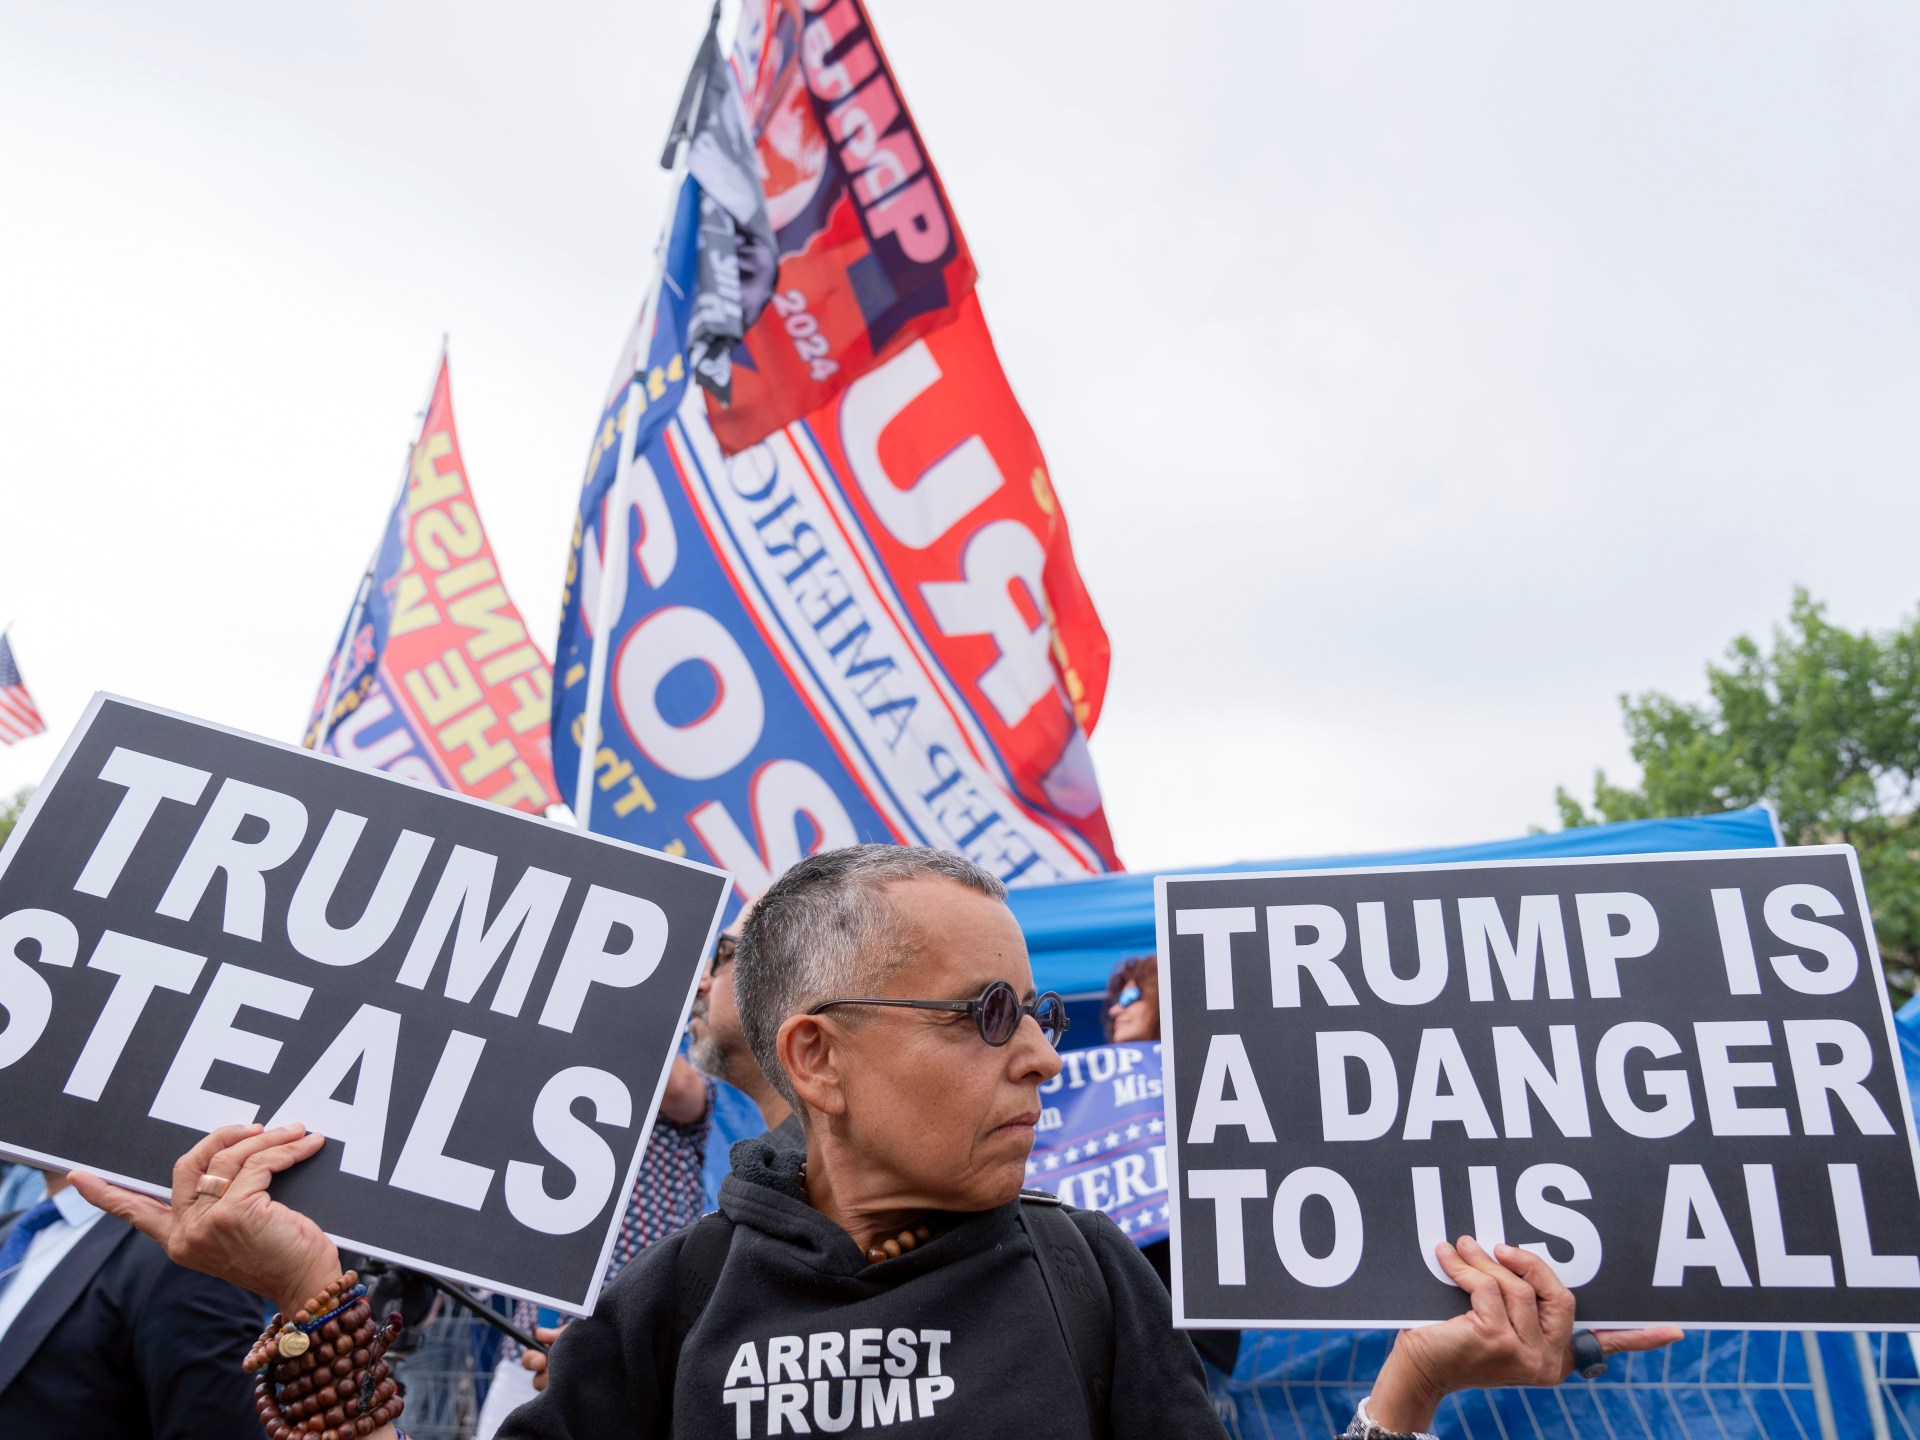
[1557,589,1920,1006]
[0,787,28,850]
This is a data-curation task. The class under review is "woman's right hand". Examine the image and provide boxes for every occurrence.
[1369,1236,1682,1431]
[69,1122,341,1316]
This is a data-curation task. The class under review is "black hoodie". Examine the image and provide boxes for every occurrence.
[500,1139,1225,1438]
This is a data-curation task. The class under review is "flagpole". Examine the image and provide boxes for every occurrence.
[309,336,448,750]
[571,207,679,829]
[571,16,717,829]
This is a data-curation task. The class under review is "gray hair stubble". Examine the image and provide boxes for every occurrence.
[733,844,1009,1107]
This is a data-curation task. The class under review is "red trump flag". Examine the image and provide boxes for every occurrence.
[707,0,979,454]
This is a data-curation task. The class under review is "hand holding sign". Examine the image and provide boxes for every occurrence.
[1366,1237,1683,1431]
[71,1122,340,1316]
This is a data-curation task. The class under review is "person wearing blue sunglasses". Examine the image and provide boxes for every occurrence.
[1103,955,1160,1044]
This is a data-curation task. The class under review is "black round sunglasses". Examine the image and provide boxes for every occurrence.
[807,979,1070,1048]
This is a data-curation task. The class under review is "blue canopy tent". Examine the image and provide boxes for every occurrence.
[1900,993,1920,1106]
[704,810,1782,1201]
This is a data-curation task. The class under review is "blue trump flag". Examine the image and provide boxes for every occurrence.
[550,169,900,880]
[550,179,1120,898]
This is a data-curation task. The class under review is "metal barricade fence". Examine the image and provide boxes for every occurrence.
[389,1299,507,1440]
[1866,1330,1920,1439]
[390,1306,1901,1440]
[1228,1330,1844,1440]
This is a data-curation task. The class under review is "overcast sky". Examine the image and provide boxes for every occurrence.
[2,1,1916,872]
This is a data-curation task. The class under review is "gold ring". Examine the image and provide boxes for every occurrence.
[195,1174,230,1200]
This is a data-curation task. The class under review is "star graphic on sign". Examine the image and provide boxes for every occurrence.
[1063,1145,1080,1163]
[1148,1117,1164,1135]
[1125,1123,1143,1140]
[1104,1131,1121,1149]
[1044,1154,1061,1171]
[1116,1214,1132,1234]
[1159,1204,1171,1221]
[1025,1162,1037,1177]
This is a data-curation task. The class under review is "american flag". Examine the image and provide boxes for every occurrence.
[0,633,47,745]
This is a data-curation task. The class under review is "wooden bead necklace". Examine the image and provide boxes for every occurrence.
[865,1222,934,1264]
[799,1164,935,1264]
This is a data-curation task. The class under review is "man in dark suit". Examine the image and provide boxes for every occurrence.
[0,1168,265,1439]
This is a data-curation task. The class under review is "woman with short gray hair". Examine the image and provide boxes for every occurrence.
[75,844,1680,1439]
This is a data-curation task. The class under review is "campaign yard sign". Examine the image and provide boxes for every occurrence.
[0,695,730,1314]
[1156,849,1920,1331]
[1022,1042,1171,1246]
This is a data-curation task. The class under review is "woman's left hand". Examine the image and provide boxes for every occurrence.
[68,1122,340,1316]
[1368,1235,1684,1431]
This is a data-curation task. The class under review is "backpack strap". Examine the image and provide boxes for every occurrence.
[1017,1191,1114,1439]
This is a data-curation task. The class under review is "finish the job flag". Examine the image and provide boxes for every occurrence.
[553,4,1118,898]
[306,358,561,815]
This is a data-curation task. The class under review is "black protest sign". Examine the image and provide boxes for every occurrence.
[0,695,730,1314]
[1157,849,1920,1331]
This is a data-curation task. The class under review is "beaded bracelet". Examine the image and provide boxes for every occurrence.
[244,1272,358,1368]
[243,1270,407,1440]
[303,1284,369,1333]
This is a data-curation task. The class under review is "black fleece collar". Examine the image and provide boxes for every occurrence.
[719,1137,1027,1282]
[728,1134,808,1201]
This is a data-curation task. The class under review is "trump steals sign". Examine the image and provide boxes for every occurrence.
[0,696,729,1314]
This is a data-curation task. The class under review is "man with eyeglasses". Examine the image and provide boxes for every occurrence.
[84,844,1680,1440]
[687,925,804,1150]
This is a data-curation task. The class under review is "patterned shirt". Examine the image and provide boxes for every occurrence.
[498,1087,712,1363]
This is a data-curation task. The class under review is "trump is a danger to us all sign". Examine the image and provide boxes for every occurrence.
[1157,849,1920,1331]
[0,695,731,1314]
